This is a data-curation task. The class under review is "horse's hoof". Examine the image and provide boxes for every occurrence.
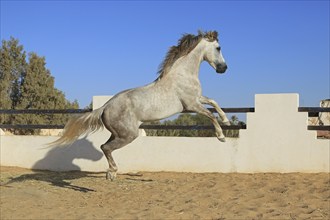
[106,172,111,180]
[223,120,231,126]
[218,137,226,142]
[106,171,117,181]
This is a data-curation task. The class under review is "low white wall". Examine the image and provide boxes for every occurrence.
[1,94,329,173]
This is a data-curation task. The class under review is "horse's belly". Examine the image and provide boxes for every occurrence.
[141,108,182,122]
[137,98,183,122]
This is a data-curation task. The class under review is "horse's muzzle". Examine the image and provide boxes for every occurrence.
[216,64,228,74]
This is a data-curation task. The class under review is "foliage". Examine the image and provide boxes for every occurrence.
[0,37,27,123]
[0,37,79,134]
[145,113,245,138]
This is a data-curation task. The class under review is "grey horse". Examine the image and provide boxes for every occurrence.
[51,30,229,180]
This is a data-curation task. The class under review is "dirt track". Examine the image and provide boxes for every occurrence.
[0,166,329,219]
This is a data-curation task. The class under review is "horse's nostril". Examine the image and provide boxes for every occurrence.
[216,63,227,72]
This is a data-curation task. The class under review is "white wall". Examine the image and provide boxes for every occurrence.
[1,94,329,173]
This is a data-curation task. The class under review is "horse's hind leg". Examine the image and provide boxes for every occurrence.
[101,133,138,181]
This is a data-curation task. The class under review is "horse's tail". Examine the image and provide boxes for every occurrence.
[49,107,105,147]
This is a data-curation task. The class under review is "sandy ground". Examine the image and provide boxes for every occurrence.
[0,166,329,220]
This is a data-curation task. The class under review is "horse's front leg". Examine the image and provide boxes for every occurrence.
[200,96,230,126]
[186,103,226,142]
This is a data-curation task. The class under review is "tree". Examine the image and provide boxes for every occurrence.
[0,37,79,134]
[0,37,27,123]
[17,53,55,109]
[13,53,79,134]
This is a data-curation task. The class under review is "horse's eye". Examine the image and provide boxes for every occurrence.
[216,47,221,51]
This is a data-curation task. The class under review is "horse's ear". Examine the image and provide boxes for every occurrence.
[209,31,218,41]
[203,31,218,42]
[212,31,218,40]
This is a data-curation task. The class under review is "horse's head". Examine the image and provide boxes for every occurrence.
[201,31,227,74]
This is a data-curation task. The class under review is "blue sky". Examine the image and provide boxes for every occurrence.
[1,0,329,110]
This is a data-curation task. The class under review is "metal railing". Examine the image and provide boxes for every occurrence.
[0,107,329,131]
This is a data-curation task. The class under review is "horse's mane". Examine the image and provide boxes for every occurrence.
[157,30,218,80]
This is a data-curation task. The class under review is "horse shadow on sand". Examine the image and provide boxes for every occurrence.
[5,138,104,192]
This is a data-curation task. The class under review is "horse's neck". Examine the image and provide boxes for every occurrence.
[163,41,206,81]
